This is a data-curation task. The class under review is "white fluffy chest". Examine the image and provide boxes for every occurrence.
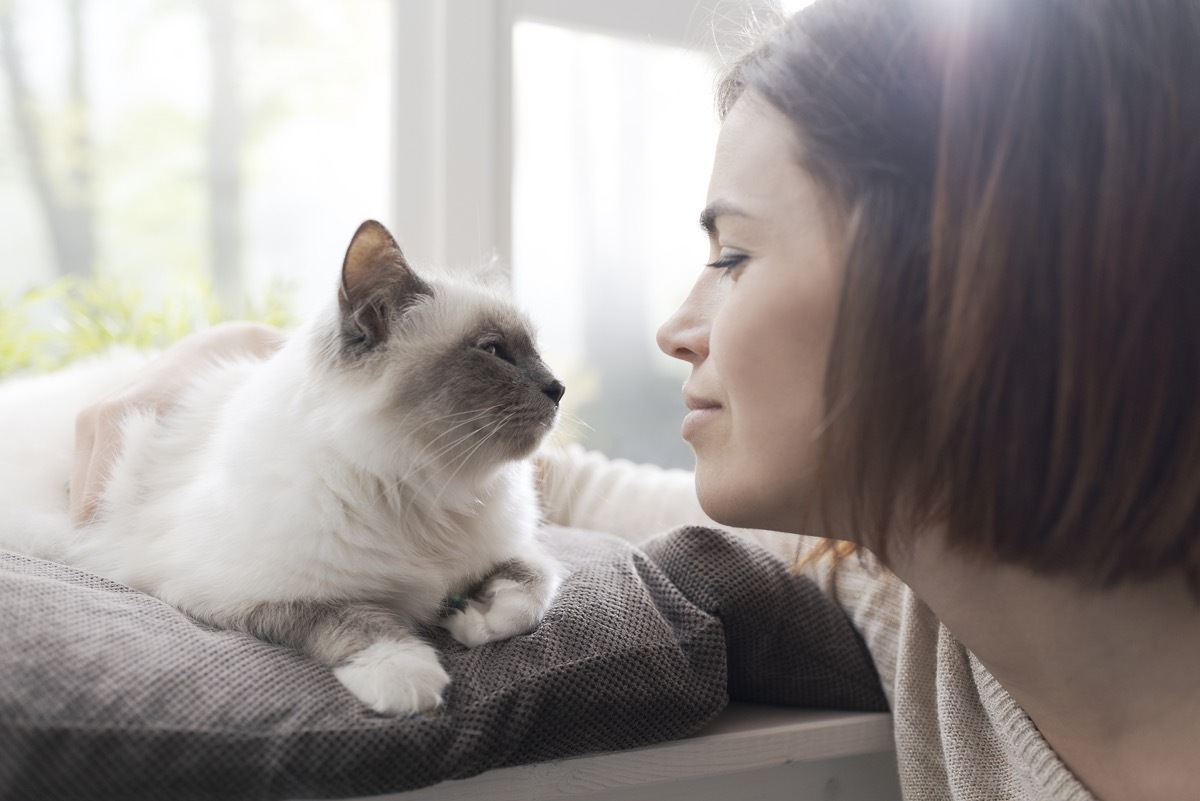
[96,445,531,621]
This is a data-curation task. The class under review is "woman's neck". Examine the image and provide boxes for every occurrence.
[888,535,1200,801]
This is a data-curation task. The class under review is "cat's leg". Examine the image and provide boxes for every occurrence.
[441,549,563,648]
[233,600,450,715]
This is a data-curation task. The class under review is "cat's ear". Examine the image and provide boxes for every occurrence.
[339,220,431,349]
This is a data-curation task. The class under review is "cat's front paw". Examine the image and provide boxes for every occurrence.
[442,575,555,649]
[333,639,450,715]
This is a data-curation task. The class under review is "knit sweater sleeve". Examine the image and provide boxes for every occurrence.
[537,444,802,559]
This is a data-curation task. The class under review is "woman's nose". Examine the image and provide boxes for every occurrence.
[657,288,710,364]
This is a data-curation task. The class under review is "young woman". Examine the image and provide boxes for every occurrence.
[70,1,1200,798]
[548,1,1200,798]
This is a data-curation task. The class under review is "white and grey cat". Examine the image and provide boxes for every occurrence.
[0,220,565,715]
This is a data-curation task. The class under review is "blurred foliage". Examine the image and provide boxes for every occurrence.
[0,271,295,379]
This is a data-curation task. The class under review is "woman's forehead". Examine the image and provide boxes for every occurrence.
[707,95,833,235]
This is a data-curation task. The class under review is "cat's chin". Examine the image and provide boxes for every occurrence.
[503,427,556,463]
[411,434,546,483]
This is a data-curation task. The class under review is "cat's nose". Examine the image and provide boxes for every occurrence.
[542,380,565,406]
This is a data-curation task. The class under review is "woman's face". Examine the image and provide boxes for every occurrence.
[657,93,844,533]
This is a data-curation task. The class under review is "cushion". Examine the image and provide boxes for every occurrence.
[0,525,887,800]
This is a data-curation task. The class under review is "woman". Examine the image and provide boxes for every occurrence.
[72,0,1200,798]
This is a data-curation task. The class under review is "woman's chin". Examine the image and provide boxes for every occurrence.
[694,467,753,529]
[694,465,805,534]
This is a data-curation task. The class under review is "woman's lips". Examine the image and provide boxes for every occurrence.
[681,395,721,441]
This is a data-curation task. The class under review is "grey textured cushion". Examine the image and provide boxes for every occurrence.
[0,525,887,801]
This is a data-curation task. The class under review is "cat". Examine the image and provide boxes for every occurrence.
[0,219,566,716]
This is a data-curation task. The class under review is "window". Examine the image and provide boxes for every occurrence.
[1,0,784,469]
[511,21,719,468]
[0,0,390,320]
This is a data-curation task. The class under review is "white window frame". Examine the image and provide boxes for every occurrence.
[388,0,778,272]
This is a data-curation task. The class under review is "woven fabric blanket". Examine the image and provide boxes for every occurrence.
[0,525,887,801]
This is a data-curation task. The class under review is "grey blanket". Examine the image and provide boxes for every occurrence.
[0,525,888,801]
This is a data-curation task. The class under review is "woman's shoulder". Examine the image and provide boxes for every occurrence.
[875,589,1098,801]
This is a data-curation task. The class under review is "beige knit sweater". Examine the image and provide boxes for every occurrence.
[539,446,1097,801]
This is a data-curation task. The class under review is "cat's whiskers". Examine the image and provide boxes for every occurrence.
[336,412,504,544]
[367,405,506,512]
[558,411,594,434]
[389,418,508,545]
[396,406,504,485]
[535,437,587,527]
[405,405,502,437]
[386,404,500,462]
[410,427,498,506]
[427,411,519,511]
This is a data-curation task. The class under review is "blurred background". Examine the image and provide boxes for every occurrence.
[0,0,809,469]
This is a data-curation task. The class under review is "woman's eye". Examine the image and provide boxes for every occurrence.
[706,252,748,271]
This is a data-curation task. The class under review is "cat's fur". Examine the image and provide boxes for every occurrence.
[0,220,566,715]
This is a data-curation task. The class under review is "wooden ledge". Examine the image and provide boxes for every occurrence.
[364,704,899,800]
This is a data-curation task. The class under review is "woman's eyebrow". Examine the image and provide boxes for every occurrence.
[699,201,750,235]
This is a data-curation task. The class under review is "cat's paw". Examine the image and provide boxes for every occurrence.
[333,639,450,715]
[441,577,553,648]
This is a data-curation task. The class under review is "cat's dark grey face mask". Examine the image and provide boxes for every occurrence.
[427,320,565,461]
[331,219,564,472]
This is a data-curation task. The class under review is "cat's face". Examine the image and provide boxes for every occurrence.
[317,221,563,482]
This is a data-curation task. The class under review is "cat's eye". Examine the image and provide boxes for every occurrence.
[477,339,513,364]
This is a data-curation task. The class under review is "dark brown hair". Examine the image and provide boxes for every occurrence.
[722,0,1200,593]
